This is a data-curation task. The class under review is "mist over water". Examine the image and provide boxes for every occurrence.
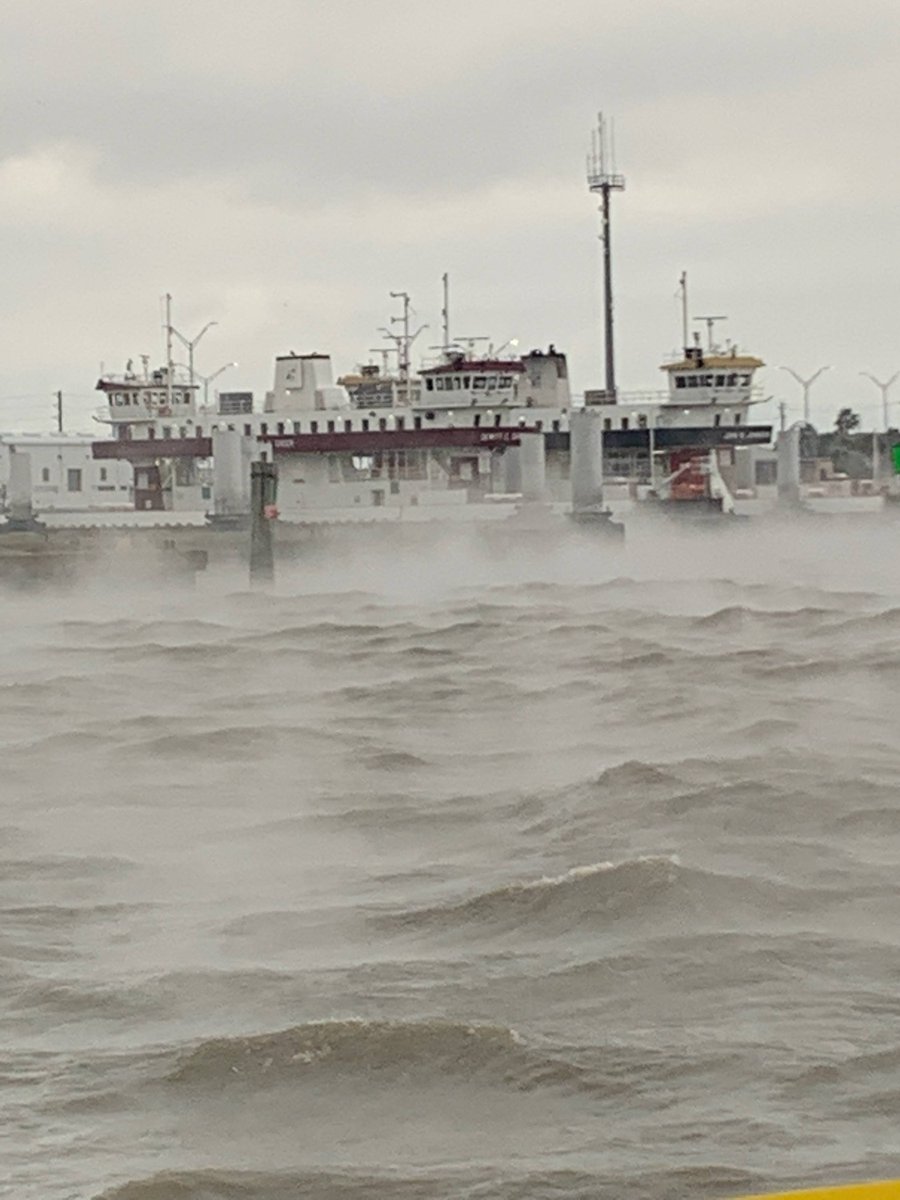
[4,517,900,1200]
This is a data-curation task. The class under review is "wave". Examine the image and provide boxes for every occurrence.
[92,1165,632,1200]
[167,1018,582,1094]
[93,1169,433,1200]
[0,855,134,882]
[379,854,837,940]
[381,857,682,935]
[92,1161,765,1200]
[594,760,683,790]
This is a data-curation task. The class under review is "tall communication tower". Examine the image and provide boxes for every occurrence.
[586,113,625,399]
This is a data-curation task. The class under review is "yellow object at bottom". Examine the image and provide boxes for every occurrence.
[734,1185,900,1200]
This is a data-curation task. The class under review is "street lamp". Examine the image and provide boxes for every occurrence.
[196,362,238,405]
[778,365,831,425]
[860,370,899,487]
[170,319,218,391]
[860,371,899,431]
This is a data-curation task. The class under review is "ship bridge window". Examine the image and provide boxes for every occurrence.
[499,376,513,388]
[740,374,750,385]
[464,375,471,388]
[727,373,737,387]
[715,375,725,387]
[675,376,686,389]
[473,377,487,390]
[687,375,698,387]
[485,377,498,392]
[425,378,434,392]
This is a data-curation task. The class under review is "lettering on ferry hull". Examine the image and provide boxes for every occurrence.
[91,426,535,463]
[263,427,534,454]
[602,425,772,451]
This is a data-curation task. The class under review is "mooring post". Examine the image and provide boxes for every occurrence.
[249,456,278,584]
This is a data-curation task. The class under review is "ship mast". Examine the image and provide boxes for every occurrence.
[586,113,625,399]
[441,272,451,358]
[679,271,688,352]
[381,292,427,406]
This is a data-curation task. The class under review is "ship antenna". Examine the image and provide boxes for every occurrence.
[441,273,451,358]
[384,291,427,405]
[679,272,689,352]
[586,112,625,400]
[694,314,728,352]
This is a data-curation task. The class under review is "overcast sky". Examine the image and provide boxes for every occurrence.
[2,0,899,432]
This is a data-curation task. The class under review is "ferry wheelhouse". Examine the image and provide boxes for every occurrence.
[582,341,773,513]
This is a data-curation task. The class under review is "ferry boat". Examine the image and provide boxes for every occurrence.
[581,336,776,520]
[88,335,582,530]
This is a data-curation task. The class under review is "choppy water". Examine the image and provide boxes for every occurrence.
[4,519,900,1200]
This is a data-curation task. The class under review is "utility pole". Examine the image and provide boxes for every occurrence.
[55,391,63,433]
[586,113,625,399]
[779,365,831,425]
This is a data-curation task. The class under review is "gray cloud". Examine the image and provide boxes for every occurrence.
[1,0,899,430]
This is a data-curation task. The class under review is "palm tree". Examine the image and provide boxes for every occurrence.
[834,407,861,436]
